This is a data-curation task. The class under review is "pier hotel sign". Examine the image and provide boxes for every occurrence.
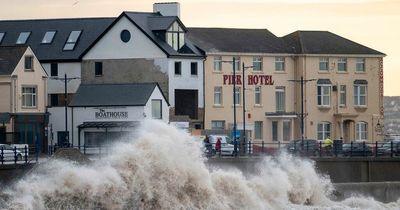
[223,74,274,85]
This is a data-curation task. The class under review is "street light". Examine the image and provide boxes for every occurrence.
[288,76,315,147]
[52,73,80,147]
[242,63,255,154]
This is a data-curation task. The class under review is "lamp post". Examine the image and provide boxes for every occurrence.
[52,73,80,147]
[288,76,315,147]
[242,63,255,154]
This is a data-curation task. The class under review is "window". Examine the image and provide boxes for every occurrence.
[63,30,81,51]
[356,58,365,72]
[166,22,185,51]
[49,94,59,106]
[174,61,181,75]
[337,58,347,72]
[255,121,263,139]
[22,87,37,108]
[275,87,285,112]
[255,86,261,105]
[0,32,4,44]
[339,85,346,107]
[319,57,329,71]
[95,62,103,76]
[41,31,56,44]
[191,62,198,75]
[317,122,331,141]
[253,57,262,71]
[234,87,241,105]
[50,63,58,77]
[354,84,367,106]
[214,87,222,105]
[283,120,291,141]
[275,57,285,71]
[317,85,331,106]
[16,32,31,44]
[151,99,162,119]
[214,56,222,71]
[24,56,33,71]
[211,120,225,130]
[233,57,240,72]
[272,121,278,141]
[356,122,368,141]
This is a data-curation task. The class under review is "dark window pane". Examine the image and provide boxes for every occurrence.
[50,63,58,76]
[95,62,103,76]
[50,94,59,106]
[24,56,33,70]
[191,62,198,75]
[175,62,181,75]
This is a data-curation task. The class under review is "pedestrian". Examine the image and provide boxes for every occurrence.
[215,137,221,153]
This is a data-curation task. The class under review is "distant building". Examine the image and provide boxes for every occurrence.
[187,29,385,143]
[0,46,48,151]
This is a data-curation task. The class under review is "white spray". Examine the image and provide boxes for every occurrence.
[1,120,399,210]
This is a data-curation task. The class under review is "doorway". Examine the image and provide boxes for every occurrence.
[343,120,355,142]
[174,89,198,119]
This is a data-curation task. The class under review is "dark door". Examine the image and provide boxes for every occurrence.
[0,127,5,143]
[175,89,198,119]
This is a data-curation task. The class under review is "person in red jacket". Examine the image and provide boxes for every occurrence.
[215,137,222,153]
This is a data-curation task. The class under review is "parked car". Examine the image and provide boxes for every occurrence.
[0,144,23,161]
[286,139,320,156]
[377,140,400,156]
[342,143,373,157]
[205,135,238,156]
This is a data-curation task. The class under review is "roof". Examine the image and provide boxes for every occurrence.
[148,16,178,31]
[0,17,115,62]
[69,83,167,107]
[122,12,203,57]
[0,46,27,75]
[186,28,289,54]
[282,31,385,55]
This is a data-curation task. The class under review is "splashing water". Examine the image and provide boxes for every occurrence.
[1,120,399,210]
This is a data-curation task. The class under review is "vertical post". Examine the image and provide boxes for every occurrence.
[300,76,304,148]
[233,57,237,155]
[242,62,246,155]
[64,73,68,147]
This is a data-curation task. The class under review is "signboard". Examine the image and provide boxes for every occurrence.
[170,121,190,129]
[95,109,128,119]
[223,74,274,85]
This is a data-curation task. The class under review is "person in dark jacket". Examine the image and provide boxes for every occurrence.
[215,137,222,153]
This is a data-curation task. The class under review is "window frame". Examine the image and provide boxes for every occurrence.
[317,122,331,141]
[354,84,367,106]
[339,85,346,107]
[63,30,82,51]
[254,121,263,140]
[211,120,225,130]
[190,62,198,76]
[355,121,368,141]
[275,57,285,72]
[252,56,263,71]
[255,86,262,106]
[319,57,329,71]
[41,31,57,44]
[50,63,58,77]
[21,86,37,108]
[166,21,185,51]
[275,86,285,112]
[356,58,366,72]
[234,87,241,105]
[95,62,103,77]
[317,85,331,107]
[24,56,34,71]
[214,56,222,71]
[174,61,182,75]
[151,99,162,119]
[16,32,31,44]
[214,86,222,106]
[337,58,347,72]
[283,120,291,141]
[233,56,240,72]
[272,121,278,141]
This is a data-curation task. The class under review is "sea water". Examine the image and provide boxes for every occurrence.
[1,120,399,210]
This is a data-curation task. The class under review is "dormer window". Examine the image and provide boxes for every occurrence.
[0,32,5,44]
[63,30,81,51]
[42,31,56,44]
[166,21,184,51]
[16,32,31,44]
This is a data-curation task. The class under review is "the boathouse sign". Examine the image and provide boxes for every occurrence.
[95,109,128,119]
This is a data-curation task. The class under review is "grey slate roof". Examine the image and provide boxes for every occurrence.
[0,46,27,75]
[148,16,178,31]
[282,31,385,55]
[186,28,289,54]
[123,12,203,57]
[69,83,166,107]
[0,18,115,62]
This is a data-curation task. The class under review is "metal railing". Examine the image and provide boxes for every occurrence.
[0,145,38,165]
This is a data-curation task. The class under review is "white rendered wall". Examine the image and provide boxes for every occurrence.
[83,16,166,60]
[42,62,81,94]
[47,106,73,145]
[168,58,204,108]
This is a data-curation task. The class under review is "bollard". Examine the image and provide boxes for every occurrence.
[24,145,28,163]
[350,142,353,157]
[262,141,264,154]
[391,141,394,158]
[363,141,366,157]
[0,147,3,165]
[14,146,17,164]
[248,140,252,156]
[319,141,322,157]
[375,141,378,157]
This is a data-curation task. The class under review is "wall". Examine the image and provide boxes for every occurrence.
[43,62,81,94]
[143,86,170,123]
